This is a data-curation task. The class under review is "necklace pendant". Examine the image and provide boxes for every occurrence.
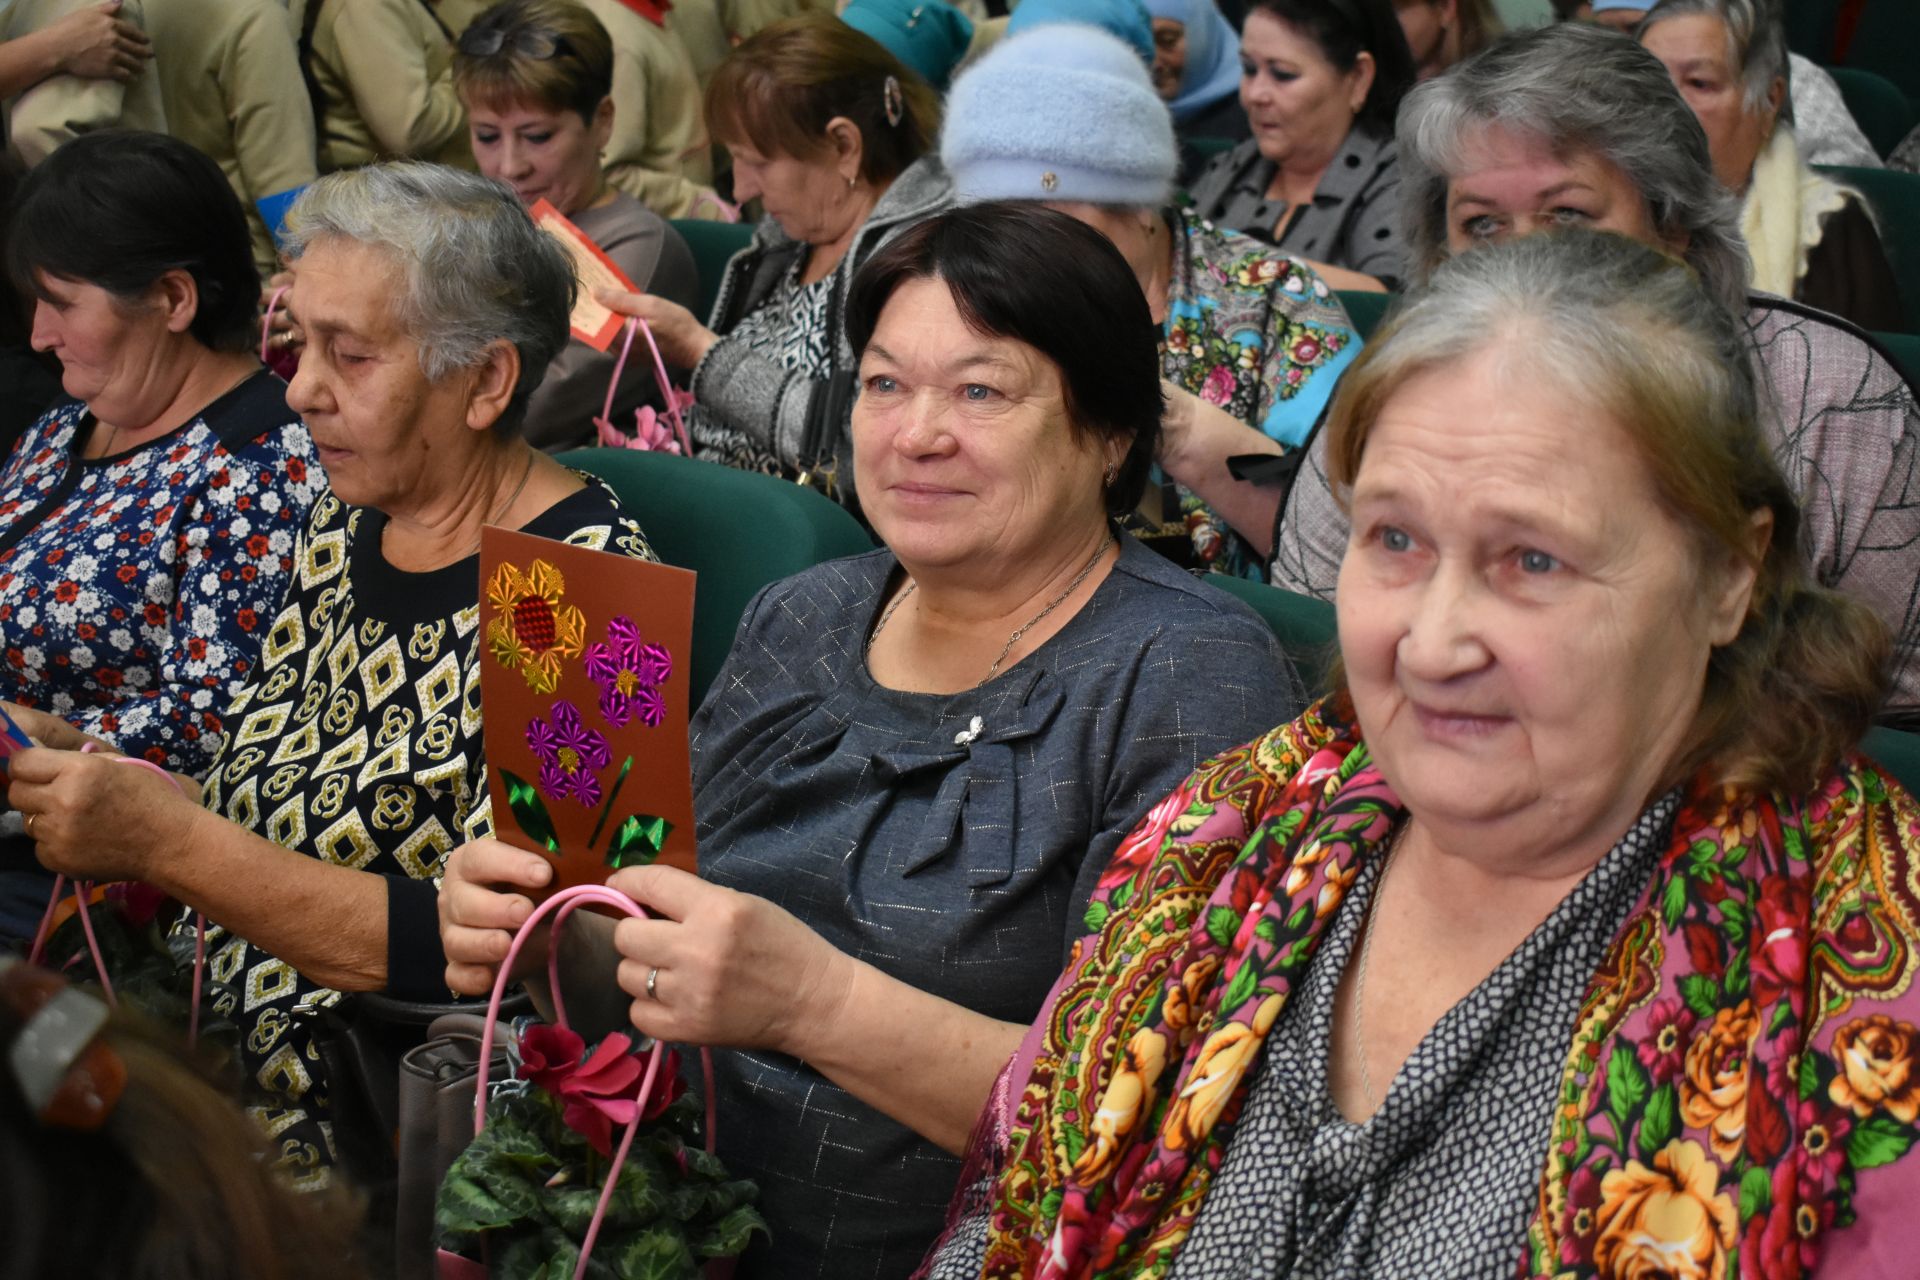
[953,715,984,746]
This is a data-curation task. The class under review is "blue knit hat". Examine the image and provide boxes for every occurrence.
[1587,0,1647,10]
[840,0,975,91]
[942,25,1177,206]
[1003,0,1155,66]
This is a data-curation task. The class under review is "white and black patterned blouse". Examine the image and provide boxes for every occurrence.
[690,535,1304,1279]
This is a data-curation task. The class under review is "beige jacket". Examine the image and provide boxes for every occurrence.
[295,0,471,171]
[577,0,716,218]
[1,0,166,166]
[144,0,317,281]
[667,0,730,83]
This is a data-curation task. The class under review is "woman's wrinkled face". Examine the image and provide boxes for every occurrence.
[30,274,177,424]
[1640,12,1778,193]
[282,239,485,512]
[726,139,861,247]
[467,95,611,215]
[852,276,1116,576]
[1337,348,1753,851]
[1443,126,1669,254]
[1239,10,1370,167]
[1151,18,1188,99]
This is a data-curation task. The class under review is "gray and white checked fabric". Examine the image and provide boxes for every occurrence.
[690,535,1303,1279]
[1273,296,1920,713]
[1167,792,1677,1279]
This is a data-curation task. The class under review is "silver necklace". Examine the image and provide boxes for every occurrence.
[1351,823,1405,1113]
[867,536,1115,684]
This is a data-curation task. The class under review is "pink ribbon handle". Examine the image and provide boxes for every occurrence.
[592,316,693,455]
[259,284,289,365]
[468,881,718,1280]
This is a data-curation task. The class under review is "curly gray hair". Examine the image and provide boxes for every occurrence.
[282,162,577,437]
[1396,22,1751,314]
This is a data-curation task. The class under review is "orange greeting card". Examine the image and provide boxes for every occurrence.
[480,526,697,889]
[531,197,640,352]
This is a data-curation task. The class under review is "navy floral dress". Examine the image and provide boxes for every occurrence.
[0,371,321,772]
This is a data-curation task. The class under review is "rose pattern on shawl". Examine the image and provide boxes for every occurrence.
[581,614,672,728]
[1072,1029,1170,1184]
[968,697,1920,1280]
[1679,1001,1759,1163]
[526,699,611,805]
[1593,1139,1738,1280]
[1828,1014,1920,1121]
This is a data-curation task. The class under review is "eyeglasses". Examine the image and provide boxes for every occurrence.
[456,25,578,60]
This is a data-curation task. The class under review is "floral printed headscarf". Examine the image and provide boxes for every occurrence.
[960,698,1920,1279]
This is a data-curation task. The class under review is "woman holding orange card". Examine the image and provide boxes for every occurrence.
[454,0,700,452]
[440,204,1305,1277]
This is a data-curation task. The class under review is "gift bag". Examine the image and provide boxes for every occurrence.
[593,316,695,455]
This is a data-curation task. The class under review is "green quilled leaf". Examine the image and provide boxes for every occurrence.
[605,814,674,870]
[502,768,561,853]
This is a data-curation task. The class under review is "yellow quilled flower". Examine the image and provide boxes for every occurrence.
[486,558,586,695]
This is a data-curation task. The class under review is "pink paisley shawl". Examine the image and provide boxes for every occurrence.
[965,697,1920,1279]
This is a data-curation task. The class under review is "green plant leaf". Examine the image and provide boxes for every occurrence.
[502,768,560,853]
[691,1204,770,1259]
[1849,1114,1918,1170]
[1205,905,1242,949]
[606,814,674,870]
[1739,1165,1773,1218]
[608,1227,696,1279]
[1606,1046,1650,1138]
[1639,1083,1677,1151]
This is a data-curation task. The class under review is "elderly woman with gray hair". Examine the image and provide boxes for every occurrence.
[922,225,1920,1280]
[1256,23,1920,720]
[6,161,655,1187]
[1637,0,1901,330]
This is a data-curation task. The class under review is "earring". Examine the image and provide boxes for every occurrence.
[1103,462,1118,487]
[846,174,856,191]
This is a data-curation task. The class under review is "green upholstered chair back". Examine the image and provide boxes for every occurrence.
[1815,165,1920,331]
[1863,726,1920,796]
[1870,330,1920,385]
[1824,66,1916,158]
[560,448,875,707]
[1335,289,1400,342]
[668,218,757,326]
[1203,574,1340,694]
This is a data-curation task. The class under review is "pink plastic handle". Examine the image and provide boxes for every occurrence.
[593,316,691,454]
[469,882,718,1280]
[260,284,289,364]
[25,748,205,1039]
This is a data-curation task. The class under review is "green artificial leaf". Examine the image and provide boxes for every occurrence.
[1679,974,1722,1020]
[1739,1165,1773,1218]
[1639,1083,1678,1152]
[1849,1114,1918,1170]
[607,1228,696,1280]
[1606,1046,1651,1138]
[1083,901,1111,934]
[692,1204,770,1259]
[503,768,561,853]
[606,814,674,870]
[1205,905,1242,949]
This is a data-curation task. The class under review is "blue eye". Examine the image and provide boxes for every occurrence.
[961,384,997,402]
[862,374,898,394]
[1518,549,1560,574]
[1380,526,1411,552]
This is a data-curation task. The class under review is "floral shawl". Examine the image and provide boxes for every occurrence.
[967,698,1920,1278]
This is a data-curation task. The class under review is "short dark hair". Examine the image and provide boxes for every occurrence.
[1247,0,1417,135]
[845,203,1163,517]
[6,131,259,353]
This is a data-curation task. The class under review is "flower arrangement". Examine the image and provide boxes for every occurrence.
[435,1024,765,1278]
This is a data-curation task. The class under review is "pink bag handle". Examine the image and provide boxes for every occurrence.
[594,316,692,454]
[469,881,718,1280]
[260,285,289,365]
[25,748,209,1044]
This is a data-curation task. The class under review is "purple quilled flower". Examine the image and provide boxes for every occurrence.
[583,615,673,728]
[526,699,612,805]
